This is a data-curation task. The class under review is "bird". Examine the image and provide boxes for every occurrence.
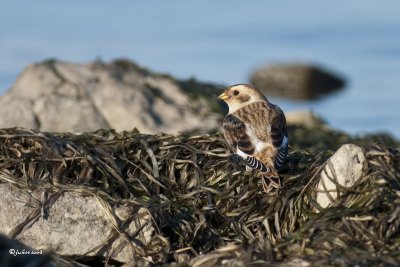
[218,84,288,193]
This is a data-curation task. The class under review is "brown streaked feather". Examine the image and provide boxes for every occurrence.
[237,135,255,154]
[231,101,288,170]
[269,104,288,149]
[222,114,243,147]
[222,114,255,154]
[269,104,288,170]
[233,102,271,142]
[233,102,287,147]
[223,109,273,172]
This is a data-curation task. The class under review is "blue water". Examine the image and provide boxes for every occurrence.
[1,1,399,137]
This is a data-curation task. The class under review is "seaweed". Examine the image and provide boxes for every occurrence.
[0,127,399,266]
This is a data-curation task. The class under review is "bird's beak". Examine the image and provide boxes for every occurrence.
[218,92,229,101]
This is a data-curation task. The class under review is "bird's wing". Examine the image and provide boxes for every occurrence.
[223,114,270,172]
[268,104,288,169]
[236,102,288,170]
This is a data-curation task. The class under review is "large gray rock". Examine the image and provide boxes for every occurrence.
[0,183,158,264]
[316,144,366,209]
[250,63,345,100]
[0,59,222,134]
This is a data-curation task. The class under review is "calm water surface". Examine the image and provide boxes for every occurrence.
[0,1,399,137]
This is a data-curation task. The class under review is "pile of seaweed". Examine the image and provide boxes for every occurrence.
[0,126,399,266]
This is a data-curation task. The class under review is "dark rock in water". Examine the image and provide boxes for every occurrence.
[249,63,345,100]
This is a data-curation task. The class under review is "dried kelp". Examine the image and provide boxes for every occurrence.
[0,127,399,266]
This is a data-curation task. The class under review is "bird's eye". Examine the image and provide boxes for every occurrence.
[233,90,239,96]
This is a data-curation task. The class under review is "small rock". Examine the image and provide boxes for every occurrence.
[316,144,366,209]
[285,110,327,128]
[249,63,345,100]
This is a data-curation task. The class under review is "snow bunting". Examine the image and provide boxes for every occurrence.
[218,84,288,193]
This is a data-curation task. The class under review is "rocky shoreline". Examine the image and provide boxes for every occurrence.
[0,59,399,266]
[0,58,346,135]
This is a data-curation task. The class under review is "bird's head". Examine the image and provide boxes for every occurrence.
[218,84,266,114]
